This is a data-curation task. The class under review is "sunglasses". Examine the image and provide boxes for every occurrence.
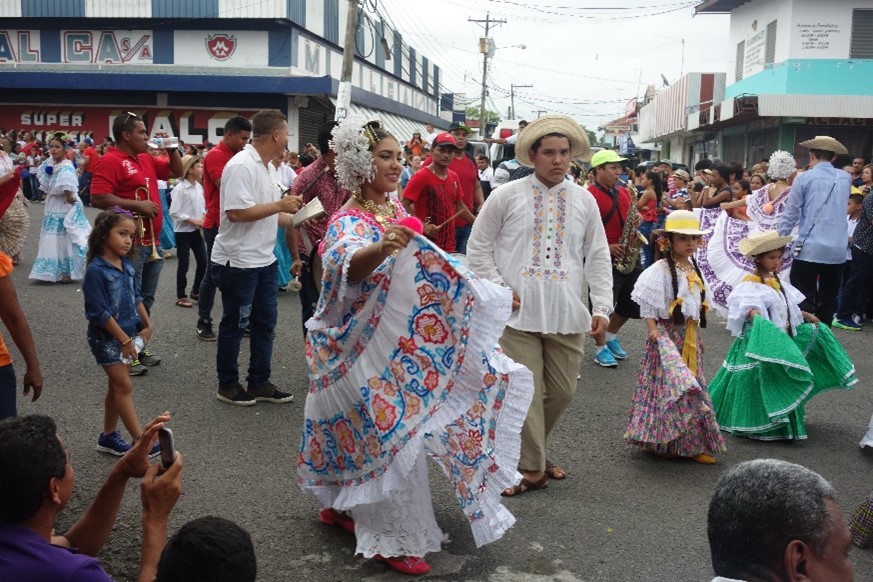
[120,111,141,125]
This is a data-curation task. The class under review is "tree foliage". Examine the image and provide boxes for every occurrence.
[465,105,501,125]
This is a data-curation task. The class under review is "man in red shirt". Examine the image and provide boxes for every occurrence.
[91,112,183,374]
[422,122,484,253]
[196,116,252,341]
[586,150,641,368]
[402,133,476,253]
[77,138,98,206]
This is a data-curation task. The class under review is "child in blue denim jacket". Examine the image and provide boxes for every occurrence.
[83,208,159,457]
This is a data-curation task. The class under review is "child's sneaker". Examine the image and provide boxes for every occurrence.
[594,346,619,368]
[97,431,132,456]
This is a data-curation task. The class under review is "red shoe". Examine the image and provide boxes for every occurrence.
[319,509,355,534]
[374,554,431,575]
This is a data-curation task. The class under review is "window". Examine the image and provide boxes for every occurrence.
[765,20,777,64]
[736,41,745,81]
[851,9,873,59]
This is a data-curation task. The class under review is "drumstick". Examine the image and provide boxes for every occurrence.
[436,209,465,230]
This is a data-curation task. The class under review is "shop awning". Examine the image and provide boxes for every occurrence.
[330,98,440,143]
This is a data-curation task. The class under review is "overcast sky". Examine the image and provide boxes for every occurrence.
[377,0,730,131]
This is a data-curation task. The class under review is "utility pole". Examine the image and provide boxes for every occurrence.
[336,0,360,122]
[510,84,532,120]
[469,12,505,138]
[533,110,547,118]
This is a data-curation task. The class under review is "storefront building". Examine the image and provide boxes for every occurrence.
[0,0,458,148]
[695,0,873,165]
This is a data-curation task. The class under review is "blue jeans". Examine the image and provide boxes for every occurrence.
[0,364,17,420]
[211,261,278,388]
[455,223,472,254]
[131,243,164,314]
[198,227,218,322]
[837,247,873,322]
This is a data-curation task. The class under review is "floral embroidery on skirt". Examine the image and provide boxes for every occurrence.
[625,319,726,457]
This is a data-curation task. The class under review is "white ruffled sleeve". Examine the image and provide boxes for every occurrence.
[631,260,670,319]
[726,281,770,336]
[782,278,807,330]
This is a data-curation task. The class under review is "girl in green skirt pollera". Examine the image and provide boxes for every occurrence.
[708,230,857,440]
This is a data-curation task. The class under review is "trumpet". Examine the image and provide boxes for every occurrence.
[133,178,162,262]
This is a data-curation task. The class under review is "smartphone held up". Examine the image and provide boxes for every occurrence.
[158,427,176,469]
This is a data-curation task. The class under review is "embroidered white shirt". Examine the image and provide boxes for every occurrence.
[467,174,613,334]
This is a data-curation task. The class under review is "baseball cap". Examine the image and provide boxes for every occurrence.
[447,122,471,135]
[672,169,690,181]
[589,150,627,168]
[432,133,459,149]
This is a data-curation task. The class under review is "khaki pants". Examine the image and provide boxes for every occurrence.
[499,327,585,473]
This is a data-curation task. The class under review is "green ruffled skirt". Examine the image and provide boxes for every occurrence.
[708,317,856,440]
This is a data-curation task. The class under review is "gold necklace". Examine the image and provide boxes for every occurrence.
[353,191,395,224]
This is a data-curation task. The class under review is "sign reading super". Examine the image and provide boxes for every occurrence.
[0,30,153,63]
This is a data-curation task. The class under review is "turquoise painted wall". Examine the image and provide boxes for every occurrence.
[725,59,873,98]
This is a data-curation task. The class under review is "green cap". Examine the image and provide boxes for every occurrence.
[590,149,627,167]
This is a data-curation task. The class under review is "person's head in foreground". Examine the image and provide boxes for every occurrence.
[708,459,854,582]
[156,516,256,582]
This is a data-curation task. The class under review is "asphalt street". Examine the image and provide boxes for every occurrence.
[11,203,873,581]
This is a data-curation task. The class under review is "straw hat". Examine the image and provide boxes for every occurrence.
[653,209,710,236]
[738,230,796,257]
[799,135,848,155]
[515,115,591,168]
[180,154,201,177]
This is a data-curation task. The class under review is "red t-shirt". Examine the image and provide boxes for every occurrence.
[83,146,98,172]
[90,147,171,246]
[423,152,476,226]
[21,141,39,156]
[587,182,632,245]
[201,141,234,230]
[402,166,463,252]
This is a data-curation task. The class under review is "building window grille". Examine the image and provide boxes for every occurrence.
[851,9,873,58]
[736,41,745,81]
[765,20,777,64]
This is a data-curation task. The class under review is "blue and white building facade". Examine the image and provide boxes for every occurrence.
[0,0,460,147]
[695,0,873,165]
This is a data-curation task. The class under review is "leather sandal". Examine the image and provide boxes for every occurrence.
[545,459,566,480]
[374,554,431,575]
[501,474,548,497]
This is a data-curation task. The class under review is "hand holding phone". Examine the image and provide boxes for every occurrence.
[158,427,176,469]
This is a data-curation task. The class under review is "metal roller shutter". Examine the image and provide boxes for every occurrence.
[297,98,335,154]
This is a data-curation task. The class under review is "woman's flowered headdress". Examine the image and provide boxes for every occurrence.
[330,117,381,191]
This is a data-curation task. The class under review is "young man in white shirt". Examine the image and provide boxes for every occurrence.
[210,109,302,406]
[467,115,613,496]
[484,119,528,146]
[423,123,439,147]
